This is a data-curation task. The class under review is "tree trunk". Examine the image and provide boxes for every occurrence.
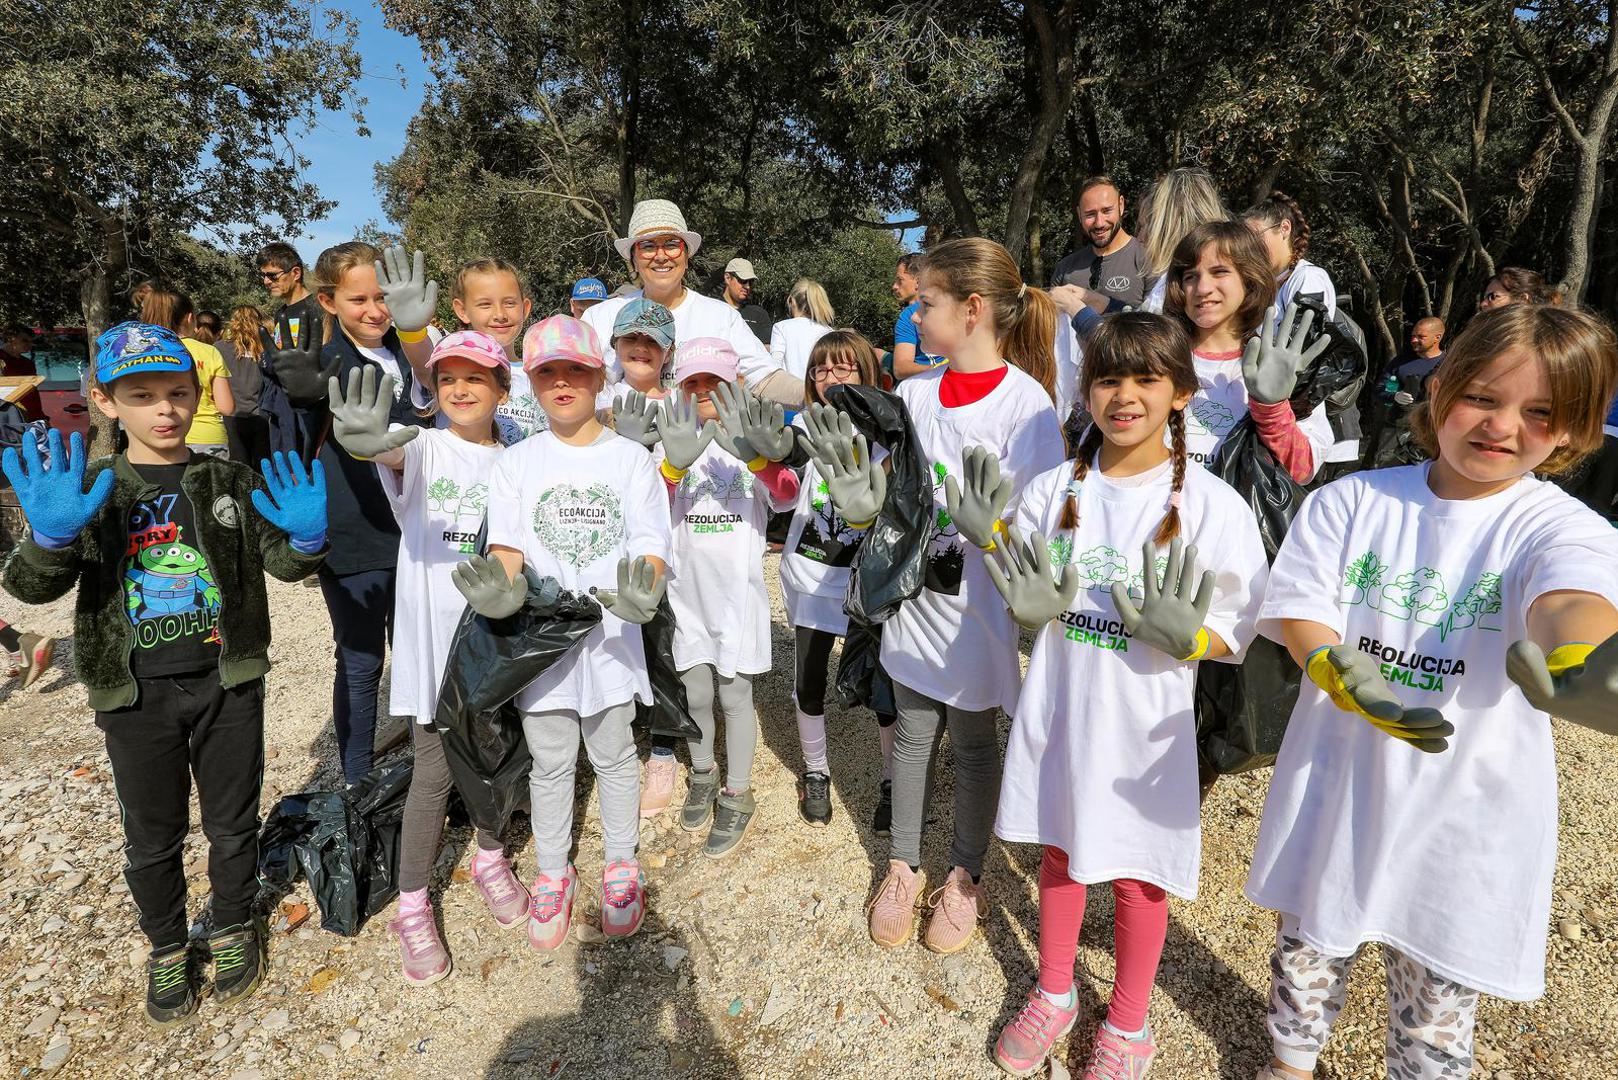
[930,142,981,238]
[79,269,117,458]
[615,0,642,235]
[1002,0,1078,265]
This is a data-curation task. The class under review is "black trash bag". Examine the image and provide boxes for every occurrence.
[1194,636,1300,775]
[256,759,414,937]
[835,619,896,717]
[636,596,701,739]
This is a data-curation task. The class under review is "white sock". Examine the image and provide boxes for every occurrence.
[650,746,675,761]
[878,723,896,781]
[1103,1018,1148,1041]
[796,709,829,775]
[1039,985,1076,1008]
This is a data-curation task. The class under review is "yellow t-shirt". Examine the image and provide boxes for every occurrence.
[183,338,231,446]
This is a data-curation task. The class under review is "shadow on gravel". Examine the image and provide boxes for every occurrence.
[483,912,742,1078]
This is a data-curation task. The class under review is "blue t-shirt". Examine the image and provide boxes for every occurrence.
[894,302,940,367]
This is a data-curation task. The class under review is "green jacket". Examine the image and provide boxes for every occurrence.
[2,453,326,711]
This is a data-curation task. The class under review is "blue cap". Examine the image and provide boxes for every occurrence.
[94,321,194,385]
[571,277,608,301]
[611,298,676,349]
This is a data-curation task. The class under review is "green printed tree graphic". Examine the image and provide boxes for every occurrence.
[932,462,955,532]
[1445,572,1504,637]
[1128,554,1171,600]
[1381,568,1449,625]
[1187,398,1234,435]
[460,483,489,517]
[1046,534,1074,569]
[1343,550,1388,606]
[1075,545,1128,590]
[426,476,461,513]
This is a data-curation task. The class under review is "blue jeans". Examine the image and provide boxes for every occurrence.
[317,566,395,784]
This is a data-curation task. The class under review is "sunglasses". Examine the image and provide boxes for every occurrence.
[1088,255,1103,291]
[259,268,289,282]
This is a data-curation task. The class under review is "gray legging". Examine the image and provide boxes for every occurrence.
[890,681,1002,878]
[522,702,640,877]
[681,665,759,792]
[400,723,503,893]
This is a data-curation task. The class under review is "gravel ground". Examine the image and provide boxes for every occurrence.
[2,557,1615,1079]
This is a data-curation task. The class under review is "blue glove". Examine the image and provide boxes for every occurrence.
[250,452,328,548]
[0,429,114,548]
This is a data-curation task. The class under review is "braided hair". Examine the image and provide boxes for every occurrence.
[1242,191,1311,269]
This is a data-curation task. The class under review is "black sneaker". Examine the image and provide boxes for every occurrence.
[145,944,203,1028]
[798,771,832,827]
[680,767,721,832]
[208,921,266,1008]
[872,779,893,837]
[704,788,756,858]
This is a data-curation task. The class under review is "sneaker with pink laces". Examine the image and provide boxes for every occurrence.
[924,866,986,954]
[640,754,676,818]
[472,851,529,929]
[866,859,925,947]
[1082,1023,1157,1079]
[387,908,451,986]
[601,859,646,938]
[527,865,578,951]
[994,989,1080,1076]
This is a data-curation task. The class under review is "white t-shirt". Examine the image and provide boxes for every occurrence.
[779,417,887,635]
[1246,465,1618,1000]
[1142,276,1167,314]
[1276,258,1338,320]
[377,429,504,723]
[1053,316,1083,428]
[408,364,543,443]
[582,290,780,387]
[485,431,672,717]
[357,344,404,398]
[659,440,795,676]
[880,366,1066,713]
[1186,348,1335,480]
[996,459,1268,897]
[770,317,833,382]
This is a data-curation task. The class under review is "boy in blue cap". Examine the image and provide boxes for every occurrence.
[569,276,609,318]
[2,321,329,1027]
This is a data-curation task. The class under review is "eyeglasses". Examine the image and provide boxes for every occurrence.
[1480,290,1509,304]
[259,268,289,282]
[634,237,686,258]
[1088,255,1104,291]
[811,361,860,380]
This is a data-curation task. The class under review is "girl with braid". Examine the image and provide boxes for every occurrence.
[972,312,1268,1078]
[1244,191,1338,320]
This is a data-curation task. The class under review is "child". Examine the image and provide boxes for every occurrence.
[655,338,800,856]
[457,315,671,950]
[325,331,531,985]
[977,313,1268,1077]
[449,257,544,438]
[1,322,327,1027]
[1242,191,1338,319]
[778,330,896,829]
[312,241,432,784]
[1246,304,1618,1080]
[805,237,1066,953]
[1164,220,1334,482]
[603,298,677,453]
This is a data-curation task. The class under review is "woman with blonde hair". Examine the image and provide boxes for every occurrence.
[1135,167,1228,313]
[769,278,837,382]
[219,305,272,464]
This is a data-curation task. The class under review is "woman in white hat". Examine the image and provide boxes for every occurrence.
[582,199,803,407]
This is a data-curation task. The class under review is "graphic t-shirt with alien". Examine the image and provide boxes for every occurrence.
[123,462,222,677]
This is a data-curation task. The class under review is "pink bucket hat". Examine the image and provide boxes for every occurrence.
[429,329,511,369]
[672,337,739,383]
[522,315,604,372]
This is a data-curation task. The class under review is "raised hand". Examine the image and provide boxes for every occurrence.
[658,390,719,471]
[451,554,527,619]
[374,247,440,334]
[1242,301,1333,405]
[983,526,1080,629]
[1111,538,1215,660]
[711,380,760,464]
[328,367,420,460]
[1507,636,1618,736]
[736,384,794,461]
[1306,645,1453,752]
[799,402,857,466]
[800,403,885,525]
[613,389,662,448]
[250,452,328,545]
[591,556,666,625]
[943,445,1011,550]
[0,428,114,545]
[265,310,337,405]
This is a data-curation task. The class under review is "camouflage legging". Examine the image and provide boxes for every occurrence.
[1267,915,1479,1079]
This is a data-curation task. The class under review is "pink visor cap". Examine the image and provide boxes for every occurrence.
[672,337,739,383]
[429,330,511,370]
[522,315,605,373]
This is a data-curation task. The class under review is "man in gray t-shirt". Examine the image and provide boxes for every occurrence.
[1050,177,1147,308]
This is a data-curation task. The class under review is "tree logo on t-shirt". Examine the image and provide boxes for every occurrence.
[1046,534,1074,569]
[532,483,623,568]
[1379,568,1450,625]
[1343,550,1388,606]
[1444,573,1503,637]
[426,477,461,513]
[1186,398,1234,436]
[1341,554,1505,641]
[1074,545,1128,591]
[1126,555,1171,600]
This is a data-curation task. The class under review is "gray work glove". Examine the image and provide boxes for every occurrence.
[716,380,793,461]
[451,554,526,619]
[801,403,885,525]
[374,247,440,334]
[591,555,666,625]
[659,390,719,471]
[944,444,1012,550]
[983,526,1081,629]
[1243,301,1333,405]
[613,389,662,448]
[1306,645,1454,752]
[1110,538,1214,660]
[1507,636,1618,737]
[328,367,420,460]
[711,380,760,464]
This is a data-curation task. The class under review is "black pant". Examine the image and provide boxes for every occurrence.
[317,566,395,784]
[224,413,272,469]
[97,672,265,950]
[795,626,897,726]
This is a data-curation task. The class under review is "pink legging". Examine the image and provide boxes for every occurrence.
[1037,846,1169,1033]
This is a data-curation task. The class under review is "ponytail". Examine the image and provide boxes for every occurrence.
[1003,284,1058,406]
[920,237,1058,405]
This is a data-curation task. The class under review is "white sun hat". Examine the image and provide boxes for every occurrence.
[613,199,703,261]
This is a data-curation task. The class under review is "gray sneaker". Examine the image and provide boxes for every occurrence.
[680,768,721,832]
[703,788,756,858]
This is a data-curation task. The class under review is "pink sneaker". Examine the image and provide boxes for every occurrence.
[640,754,676,818]
[924,866,986,954]
[387,908,451,986]
[994,989,1080,1076]
[527,866,578,951]
[866,860,925,947]
[472,851,529,929]
[1082,1024,1157,1079]
[601,859,646,938]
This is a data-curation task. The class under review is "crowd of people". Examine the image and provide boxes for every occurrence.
[3,171,1618,1080]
